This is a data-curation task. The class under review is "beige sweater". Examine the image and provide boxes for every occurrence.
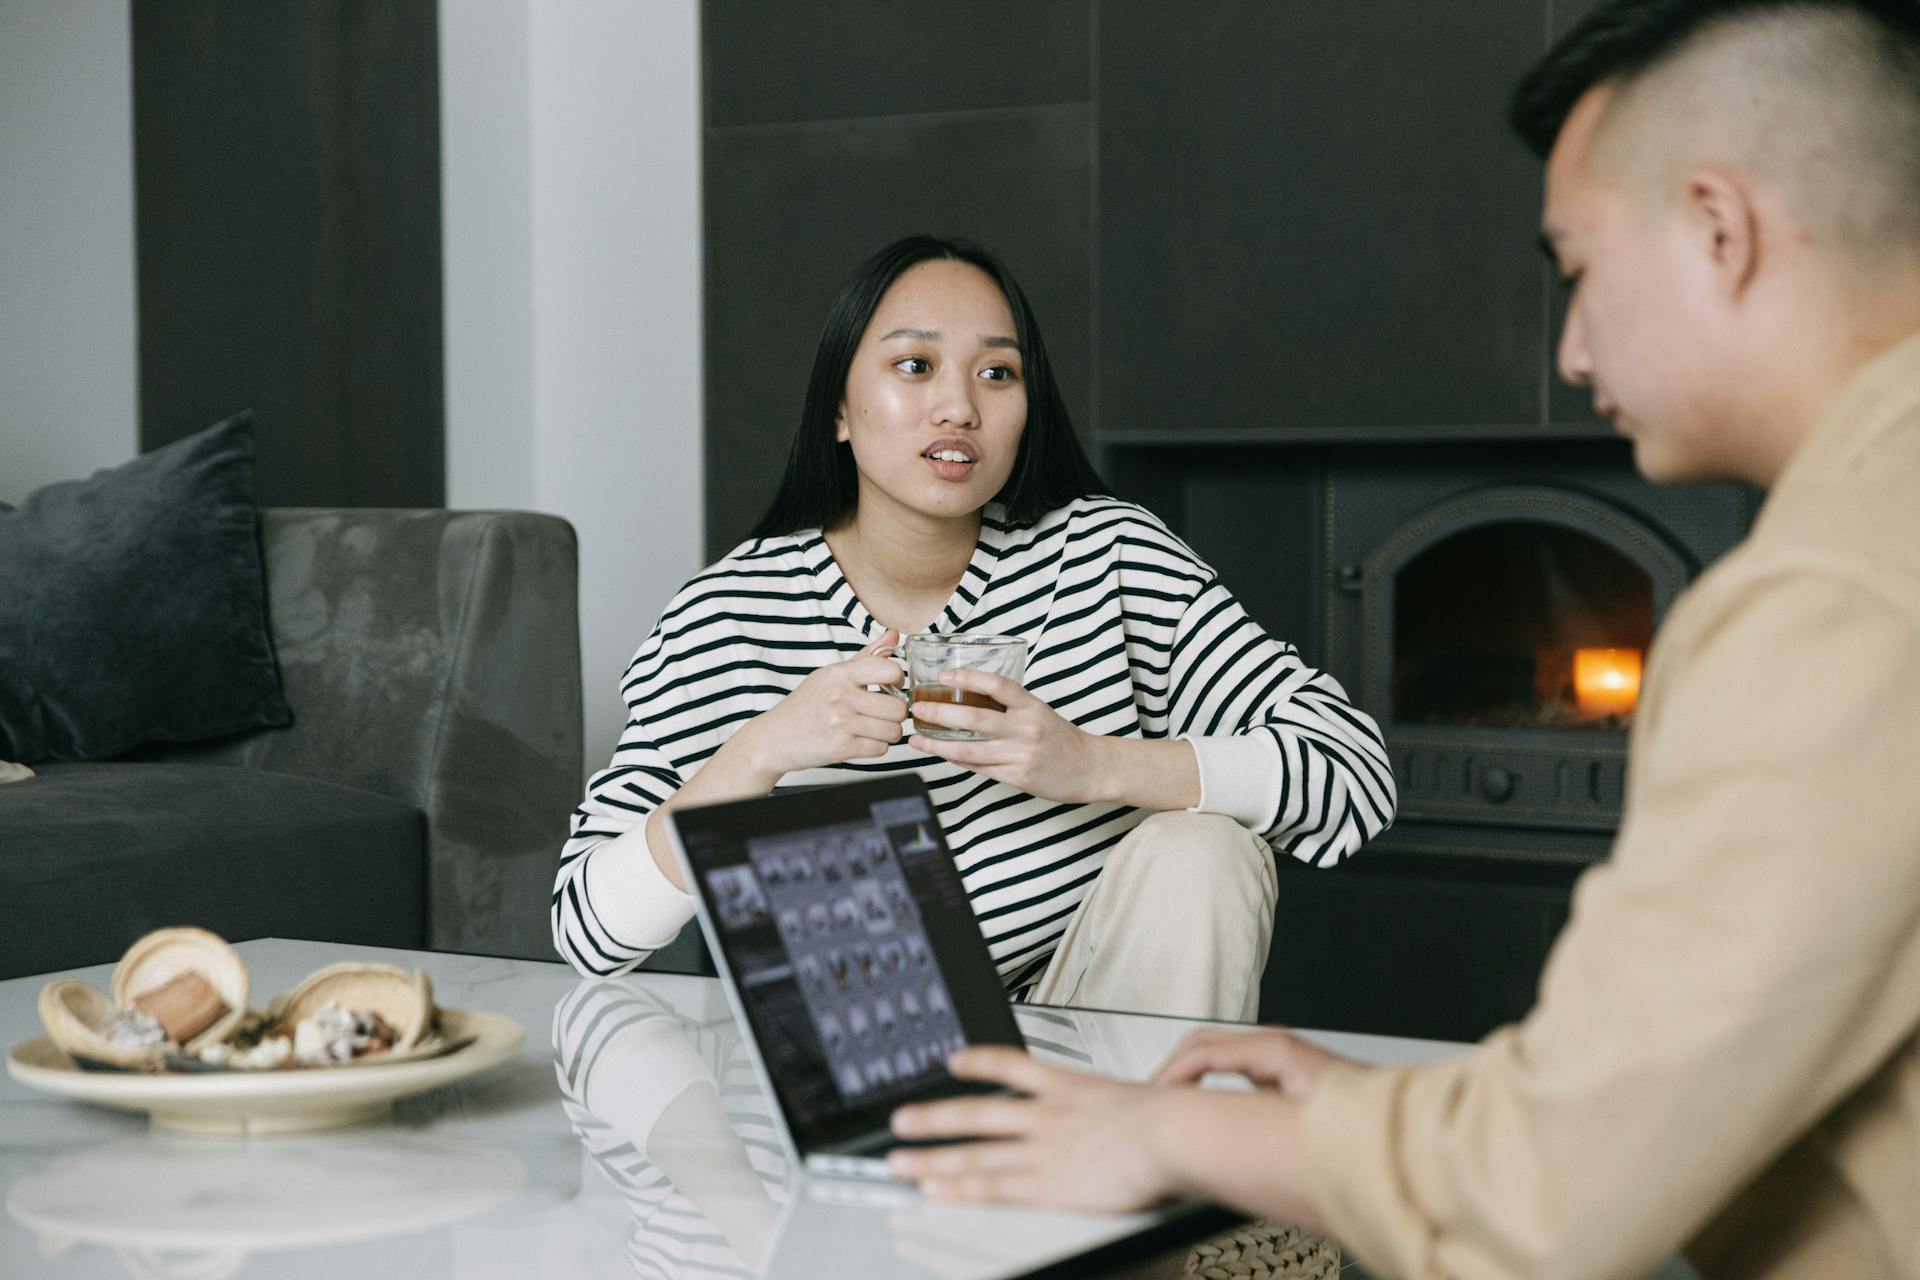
[1302,333,1920,1280]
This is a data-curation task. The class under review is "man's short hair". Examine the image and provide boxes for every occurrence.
[1510,0,1920,254]
[1511,0,1920,157]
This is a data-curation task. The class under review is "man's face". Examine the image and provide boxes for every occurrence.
[1544,88,1734,484]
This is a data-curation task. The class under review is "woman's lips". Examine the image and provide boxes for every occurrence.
[923,454,975,481]
[922,438,977,481]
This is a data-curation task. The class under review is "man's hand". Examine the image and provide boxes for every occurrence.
[888,1043,1330,1229]
[886,1046,1179,1212]
[906,668,1113,805]
[1152,1027,1354,1101]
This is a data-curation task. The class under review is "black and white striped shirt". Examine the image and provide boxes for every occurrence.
[553,497,1395,989]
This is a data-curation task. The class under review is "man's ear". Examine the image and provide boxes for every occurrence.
[1686,170,1760,299]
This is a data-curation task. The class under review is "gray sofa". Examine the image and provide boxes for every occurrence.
[0,509,582,979]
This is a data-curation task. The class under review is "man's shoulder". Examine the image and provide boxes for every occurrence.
[1718,438,1920,634]
[1663,514,1920,668]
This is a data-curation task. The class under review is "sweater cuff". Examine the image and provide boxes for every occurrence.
[583,825,700,952]
[1183,733,1283,831]
[1301,1061,1426,1277]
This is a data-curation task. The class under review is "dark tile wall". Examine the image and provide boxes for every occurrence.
[703,4,1091,554]
[132,0,443,507]
[701,1,1614,551]
[704,2,1091,128]
[705,106,1093,550]
[1548,0,1613,424]
[702,2,1095,553]
[1264,856,1582,1043]
[1098,1,1546,437]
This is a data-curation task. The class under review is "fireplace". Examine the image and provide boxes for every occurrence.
[1099,438,1759,1036]
[1319,446,1756,866]
[1360,483,1686,829]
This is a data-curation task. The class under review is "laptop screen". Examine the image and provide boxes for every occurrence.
[671,776,1025,1151]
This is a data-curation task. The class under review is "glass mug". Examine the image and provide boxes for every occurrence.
[891,633,1028,742]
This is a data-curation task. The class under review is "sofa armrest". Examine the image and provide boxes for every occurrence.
[164,508,583,958]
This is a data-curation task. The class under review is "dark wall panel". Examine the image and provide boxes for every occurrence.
[704,107,1092,554]
[1098,0,1545,435]
[133,0,443,507]
[705,1,1090,128]
[1554,0,1612,35]
[1259,856,1580,1042]
[1177,457,1325,662]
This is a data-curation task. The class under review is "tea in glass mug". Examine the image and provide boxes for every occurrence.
[901,633,1027,741]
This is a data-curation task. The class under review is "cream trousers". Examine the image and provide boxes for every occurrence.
[1028,811,1279,1023]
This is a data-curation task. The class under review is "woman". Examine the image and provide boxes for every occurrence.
[552,235,1394,1020]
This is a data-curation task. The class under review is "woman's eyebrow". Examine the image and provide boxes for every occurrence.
[879,327,1020,350]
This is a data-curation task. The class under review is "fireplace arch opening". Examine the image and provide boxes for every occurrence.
[1356,484,1692,829]
[1393,519,1654,730]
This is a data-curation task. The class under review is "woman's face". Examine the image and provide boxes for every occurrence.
[835,259,1027,529]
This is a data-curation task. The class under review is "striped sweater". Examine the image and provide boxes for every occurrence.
[553,496,1395,989]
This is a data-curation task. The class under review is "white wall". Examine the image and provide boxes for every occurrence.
[440,0,705,775]
[0,0,138,503]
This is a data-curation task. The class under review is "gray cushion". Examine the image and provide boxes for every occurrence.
[0,413,290,764]
[0,763,424,979]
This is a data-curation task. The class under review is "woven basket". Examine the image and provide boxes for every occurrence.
[1182,1219,1341,1279]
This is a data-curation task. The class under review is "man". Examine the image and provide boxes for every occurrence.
[885,1,1920,1275]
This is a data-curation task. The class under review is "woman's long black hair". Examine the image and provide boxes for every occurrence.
[747,235,1108,540]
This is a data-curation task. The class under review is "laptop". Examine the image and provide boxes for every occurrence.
[665,775,1026,1180]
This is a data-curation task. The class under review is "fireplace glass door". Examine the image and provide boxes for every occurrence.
[1393,520,1654,732]
[1358,485,1691,831]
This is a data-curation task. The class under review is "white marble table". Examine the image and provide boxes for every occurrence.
[0,939,1462,1280]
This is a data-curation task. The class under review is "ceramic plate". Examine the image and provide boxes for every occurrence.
[5,1007,523,1134]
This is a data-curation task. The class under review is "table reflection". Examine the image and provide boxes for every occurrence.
[550,978,790,1277]
[549,977,1209,1280]
[6,1132,527,1279]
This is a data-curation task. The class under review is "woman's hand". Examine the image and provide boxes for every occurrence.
[1151,1027,1353,1101]
[731,629,908,780]
[906,668,1111,804]
[887,1047,1180,1212]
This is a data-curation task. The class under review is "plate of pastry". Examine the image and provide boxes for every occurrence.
[6,928,523,1134]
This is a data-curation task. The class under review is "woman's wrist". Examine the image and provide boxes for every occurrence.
[1095,736,1202,811]
[642,723,787,890]
[713,719,786,793]
[642,807,693,893]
